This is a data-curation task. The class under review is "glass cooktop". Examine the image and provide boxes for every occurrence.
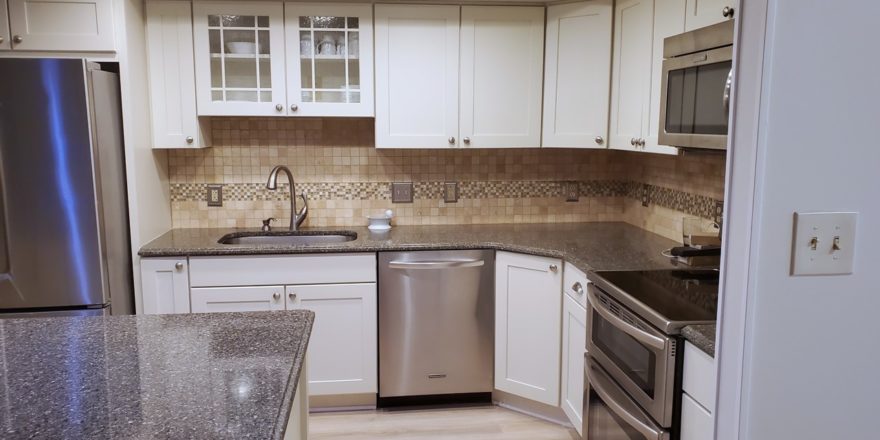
[590,269,719,332]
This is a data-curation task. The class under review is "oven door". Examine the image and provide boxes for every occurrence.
[658,45,733,150]
[583,356,671,440]
[586,285,677,427]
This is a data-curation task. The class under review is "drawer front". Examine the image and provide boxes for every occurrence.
[189,253,377,287]
[680,392,714,440]
[563,262,589,308]
[190,286,285,313]
[682,341,717,410]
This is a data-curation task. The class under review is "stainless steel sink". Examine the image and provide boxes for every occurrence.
[219,231,357,246]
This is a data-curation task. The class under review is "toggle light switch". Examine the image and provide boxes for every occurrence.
[791,212,858,276]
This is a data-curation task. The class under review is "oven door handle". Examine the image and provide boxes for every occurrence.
[587,288,667,350]
[723,67,733,117]
[589,361,668,440]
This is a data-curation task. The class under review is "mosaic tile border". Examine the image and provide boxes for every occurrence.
[170,180,720,219]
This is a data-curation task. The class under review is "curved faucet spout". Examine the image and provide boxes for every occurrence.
[266,165,308,230]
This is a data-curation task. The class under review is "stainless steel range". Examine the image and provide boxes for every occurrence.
[583,269,718,440]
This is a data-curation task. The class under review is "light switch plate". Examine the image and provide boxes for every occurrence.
[791,212,858,276]
[391,182,413,203]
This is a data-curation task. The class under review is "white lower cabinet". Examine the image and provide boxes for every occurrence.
[286,283,377,396]
[681,341,716,439]
[495,251,563,406]
[190,285,285,313]
[560,293,587,434]
[141,253,377,398]
[141,257,190,314]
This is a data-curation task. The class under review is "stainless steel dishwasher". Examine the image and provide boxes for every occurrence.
[378,250,494,402]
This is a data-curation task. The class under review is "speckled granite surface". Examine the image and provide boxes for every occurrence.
[681,324,717,357]
[0,311,314,440]
[138,222,716,358]
[139,222,682,273]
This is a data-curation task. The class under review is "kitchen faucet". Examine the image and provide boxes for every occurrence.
[266,165,308,231]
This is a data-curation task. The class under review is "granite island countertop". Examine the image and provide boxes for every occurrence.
[0,311,314,440]
[139,222,716,360]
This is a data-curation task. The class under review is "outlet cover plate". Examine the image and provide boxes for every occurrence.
[444,182,459,203]
[791,212,858,276]
[207,184,223,207]
[563,181,579,202]
[391,182,413,203]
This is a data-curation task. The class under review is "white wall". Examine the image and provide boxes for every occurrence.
[115,0,172,314]
[728,1,880,438]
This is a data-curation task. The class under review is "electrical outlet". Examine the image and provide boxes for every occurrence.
[714,201,724,227]
[791,212,858,276]
[444,182,459,203]
[207,184,223,207]
[391,182,413,203]
[641,184,650,207]
[563,181,579,202]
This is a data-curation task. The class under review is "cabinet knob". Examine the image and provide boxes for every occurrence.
[288,292,297,301]
[185,136,194,144]
[549,264,558,272]
[275,104,283,112]
[273,292,281,300]
[639,138,646,148]
[174,262,184,271]
[12,35,22,44]
[722,6,735,18]
[463,137,471,144]
[594,136,604,145]
[572,282,585,295]
[630,138,636,146]
[448,136,456,144]
[290,104,298,112]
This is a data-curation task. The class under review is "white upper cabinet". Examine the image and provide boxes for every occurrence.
[146,1,209,149]
[459,6,544,148]
[495,251,563,407]
[644,0,686,155]
[285,3,374,117]
[374,4,460,148]
[193,2,287,116]
[6,0,115,51]
[542,1,612,149]
[684,0,736,31]
[609,0,654,152]
[0,3,10,51]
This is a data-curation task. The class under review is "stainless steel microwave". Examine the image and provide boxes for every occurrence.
[658,20,734,150]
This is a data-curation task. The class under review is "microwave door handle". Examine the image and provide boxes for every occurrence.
[589,363,667,440]
[587,289,667,350]
[723,68,733,117]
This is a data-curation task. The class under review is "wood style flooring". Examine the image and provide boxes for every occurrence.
[309,405,579,440]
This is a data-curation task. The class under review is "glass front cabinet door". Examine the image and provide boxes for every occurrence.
[193,2,287,116]
[285,3,374,117]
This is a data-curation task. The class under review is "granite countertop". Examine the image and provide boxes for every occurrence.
[681,323,717,357]
[138,222,715,358]
[0,311,314,440]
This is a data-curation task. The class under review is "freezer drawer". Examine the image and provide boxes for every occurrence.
[378,250,494,398]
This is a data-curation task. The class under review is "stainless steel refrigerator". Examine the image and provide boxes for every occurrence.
[0,58,132,317]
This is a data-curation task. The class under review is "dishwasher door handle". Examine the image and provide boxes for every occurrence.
[388,259,485,270]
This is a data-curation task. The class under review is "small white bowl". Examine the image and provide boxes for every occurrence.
[367,210,393,231]
[226,42,256,54]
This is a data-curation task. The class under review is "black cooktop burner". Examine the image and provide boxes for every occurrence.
[590,269,719,332]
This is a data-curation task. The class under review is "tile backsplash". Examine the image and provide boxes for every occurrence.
[167,117,726,242]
